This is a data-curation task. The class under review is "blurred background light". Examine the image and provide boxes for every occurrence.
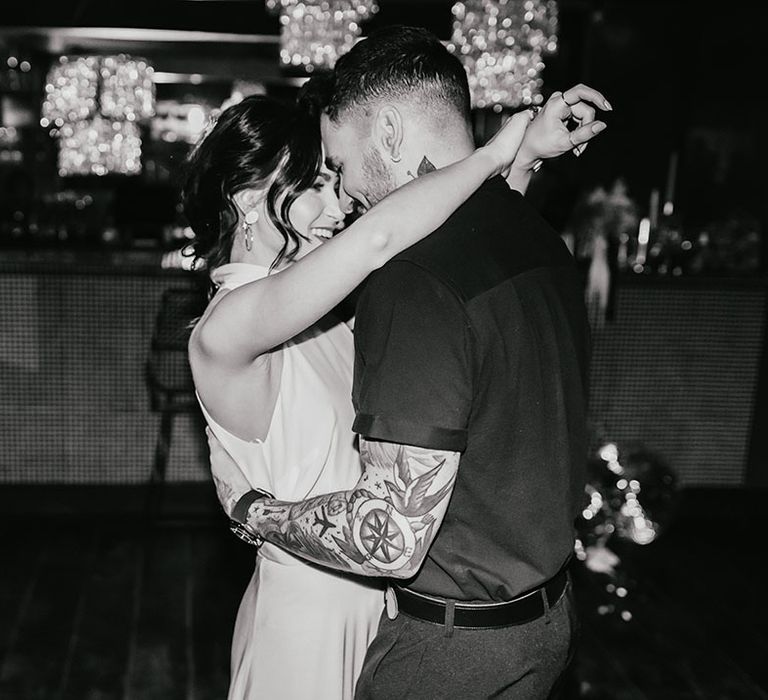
[449,0,559,110]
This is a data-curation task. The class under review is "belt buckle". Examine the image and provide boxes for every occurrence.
[385,586,399,620]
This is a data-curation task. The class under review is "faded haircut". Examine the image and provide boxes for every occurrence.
[324,25,471,124]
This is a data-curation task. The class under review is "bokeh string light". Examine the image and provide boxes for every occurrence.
[448,0,559,110]
[99,55,155,122]
[578,441,677,550]
[41,54,155,176]
[575,441,678,622]
[57,117,143,177]
[41,56,99,125]
[265,0,379,71]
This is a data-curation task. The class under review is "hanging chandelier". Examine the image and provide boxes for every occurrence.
[265,0,379,71]
[449,0,559,110]
[41,54,155,176]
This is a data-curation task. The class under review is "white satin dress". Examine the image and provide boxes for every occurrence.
[197,263,384,700]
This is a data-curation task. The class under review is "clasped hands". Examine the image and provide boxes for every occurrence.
[516,83,612,171]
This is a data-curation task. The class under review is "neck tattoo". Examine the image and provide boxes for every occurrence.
[407,156,437,180]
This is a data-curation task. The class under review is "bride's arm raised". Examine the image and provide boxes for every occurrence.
[192,110,532,365]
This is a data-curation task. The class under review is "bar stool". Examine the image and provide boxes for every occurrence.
[145,284,207,520]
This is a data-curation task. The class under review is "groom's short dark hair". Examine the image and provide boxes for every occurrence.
[325,25,471,124]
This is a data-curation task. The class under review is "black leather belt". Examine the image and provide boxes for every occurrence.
[393,567,569,629]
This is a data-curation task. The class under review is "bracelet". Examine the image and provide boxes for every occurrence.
[229,520,264,548]
[229,488,274,548]
[232,488,274,524]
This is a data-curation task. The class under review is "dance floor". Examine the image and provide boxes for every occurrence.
[0,485,766,699]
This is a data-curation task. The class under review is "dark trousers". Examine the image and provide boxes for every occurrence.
[354,583,578,700]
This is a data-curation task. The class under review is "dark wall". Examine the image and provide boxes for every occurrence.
[536,1,767,246]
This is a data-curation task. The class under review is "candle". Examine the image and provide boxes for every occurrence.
[635,217,650,268]
[649,188,659,230]
[663,151,678,216]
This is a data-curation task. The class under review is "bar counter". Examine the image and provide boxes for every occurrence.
[588,272,766,487]
[1,249,766,487]
[1,248,208,485]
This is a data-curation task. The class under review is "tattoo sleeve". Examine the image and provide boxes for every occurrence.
[244,438,459,579]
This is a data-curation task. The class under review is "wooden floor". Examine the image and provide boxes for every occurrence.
[0,486,766,699]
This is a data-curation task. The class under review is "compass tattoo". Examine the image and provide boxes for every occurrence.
[242,438,459,579]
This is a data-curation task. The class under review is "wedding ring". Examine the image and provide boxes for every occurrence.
[529,105,542,117]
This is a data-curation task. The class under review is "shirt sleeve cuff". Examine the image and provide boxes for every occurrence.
[353,413,467,452]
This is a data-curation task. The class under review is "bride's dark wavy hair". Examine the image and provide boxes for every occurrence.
[181,89,329,288]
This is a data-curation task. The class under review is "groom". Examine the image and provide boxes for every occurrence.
[212,25,607,698]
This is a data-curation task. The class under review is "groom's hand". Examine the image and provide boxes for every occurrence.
[517,83,612,168]
[206,427,253,517]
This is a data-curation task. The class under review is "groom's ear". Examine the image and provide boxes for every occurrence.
[373,105,404,164]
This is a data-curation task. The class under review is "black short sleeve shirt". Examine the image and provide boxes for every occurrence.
[352,261,473,452]
[352,177,591,601]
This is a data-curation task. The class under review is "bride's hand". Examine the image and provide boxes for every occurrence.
[480,108,535,177]
[516,84,612,169]
[207,427,253,517]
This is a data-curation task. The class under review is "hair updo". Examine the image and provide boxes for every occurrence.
[181,93,324,281]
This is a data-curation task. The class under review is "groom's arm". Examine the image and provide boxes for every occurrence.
[335,263,470,576]
[210,262,470,578]
[210,434,458,579]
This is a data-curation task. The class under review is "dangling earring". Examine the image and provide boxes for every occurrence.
[391,153,401,163]
[242,210,259,251]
